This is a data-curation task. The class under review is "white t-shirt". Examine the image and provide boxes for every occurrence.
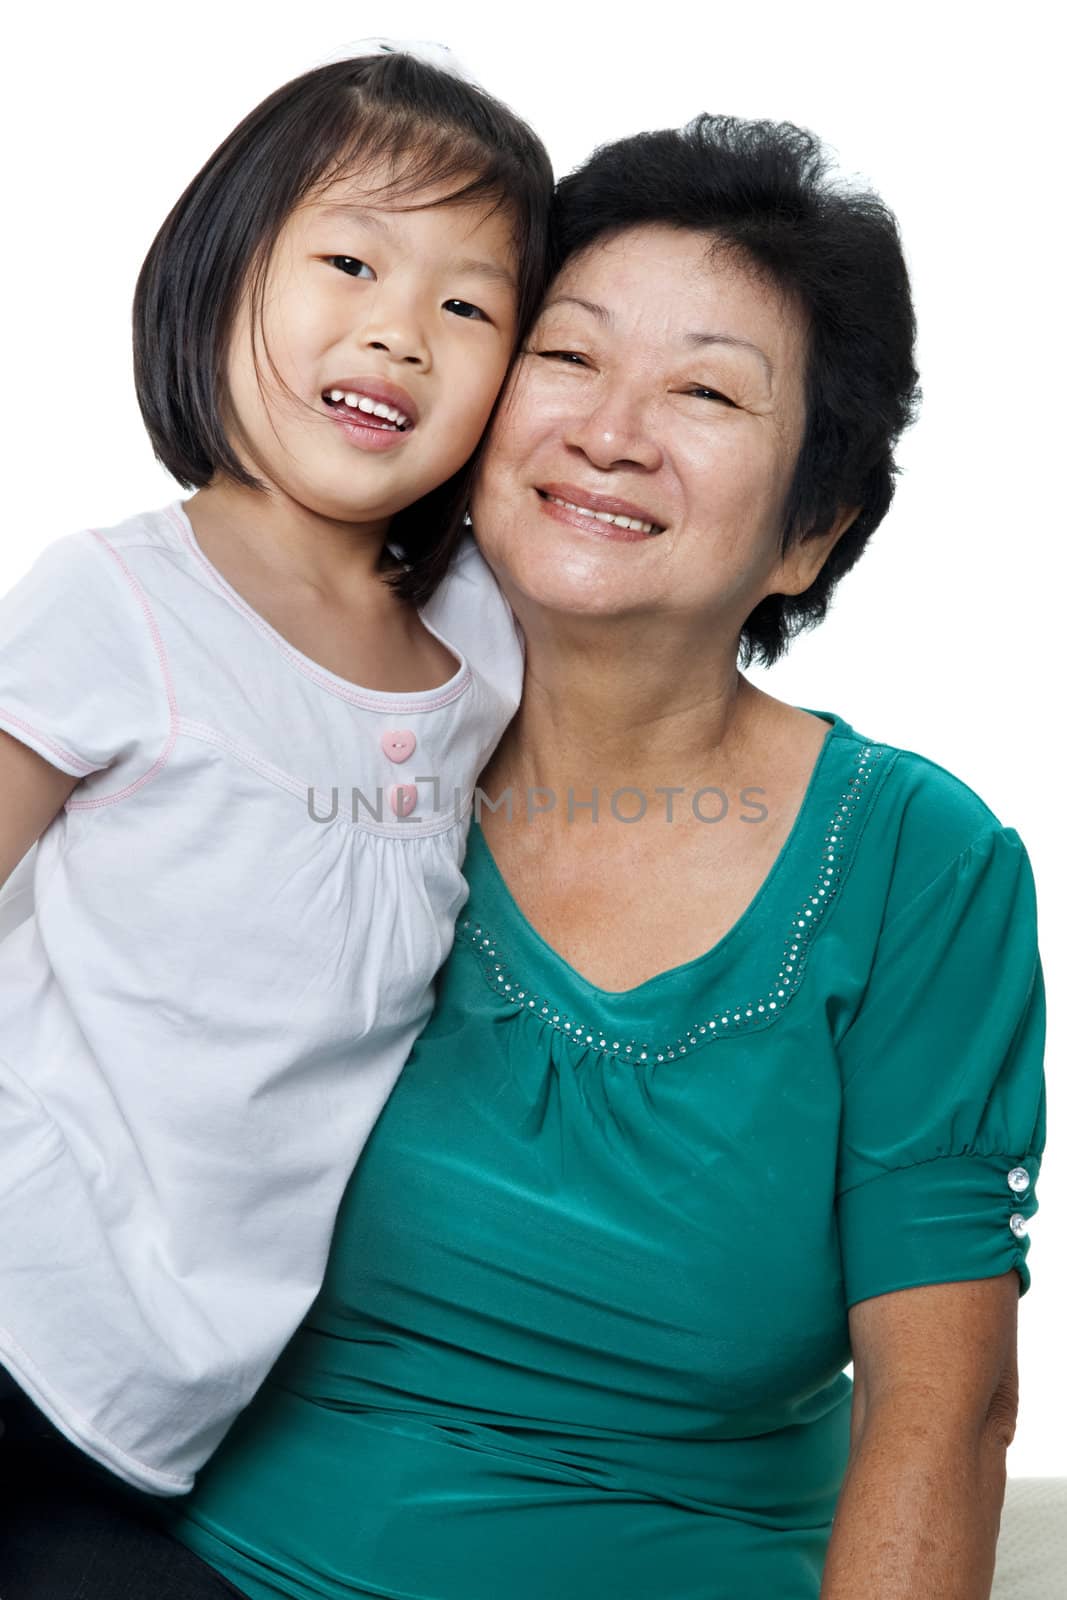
[0,499,524,1493]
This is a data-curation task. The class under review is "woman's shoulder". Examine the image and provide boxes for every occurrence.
[838,710,1028,923]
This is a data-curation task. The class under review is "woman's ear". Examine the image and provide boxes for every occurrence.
[772,505,861,597]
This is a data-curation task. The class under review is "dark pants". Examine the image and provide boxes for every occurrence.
[0,1368,248,1599]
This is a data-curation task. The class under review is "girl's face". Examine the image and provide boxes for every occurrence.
[223,167,519,526]
[470,224,835,634]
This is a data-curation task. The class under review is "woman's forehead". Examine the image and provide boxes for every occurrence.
[541,225,804,366]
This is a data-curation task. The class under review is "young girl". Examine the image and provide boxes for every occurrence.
[0,44,551,1499]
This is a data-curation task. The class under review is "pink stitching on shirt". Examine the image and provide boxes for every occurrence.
[0,707,97,776]
[163,502,472,713]
[64,532,179,812]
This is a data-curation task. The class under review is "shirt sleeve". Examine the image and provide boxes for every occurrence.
[0,530,168,782]
[835,823,1047,1307]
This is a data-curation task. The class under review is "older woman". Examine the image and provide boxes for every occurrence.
[6,116,1046,1600]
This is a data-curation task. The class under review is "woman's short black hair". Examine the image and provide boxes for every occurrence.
[133,53,554,605]
[550,115,921,667]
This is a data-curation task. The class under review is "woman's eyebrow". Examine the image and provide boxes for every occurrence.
[686,331,773,381]
[543,295,772,378]
[543,294,609,323]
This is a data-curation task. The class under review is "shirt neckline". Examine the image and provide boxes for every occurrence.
[464,707,857,1005]
[166,499,473,712]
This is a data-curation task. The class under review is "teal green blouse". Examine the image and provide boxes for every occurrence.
[167,709,1047,1600]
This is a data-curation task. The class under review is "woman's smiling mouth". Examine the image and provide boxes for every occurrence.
[535,484,665,539]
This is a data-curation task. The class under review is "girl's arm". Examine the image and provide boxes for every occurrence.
[820,1273,1019,1599]
[0,729,79,888]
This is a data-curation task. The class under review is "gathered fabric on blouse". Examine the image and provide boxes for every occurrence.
[168,708,1047,1600]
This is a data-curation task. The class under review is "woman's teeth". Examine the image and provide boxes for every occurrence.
[544,493,658,535]
[325,390,411,430]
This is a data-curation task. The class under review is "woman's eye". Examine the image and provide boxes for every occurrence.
[689,385,736,407]
[328,256,375,280]
[444,299,489,322]
[536,350,588,366]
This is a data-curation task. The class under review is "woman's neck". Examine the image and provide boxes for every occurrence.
[481,615,767,809]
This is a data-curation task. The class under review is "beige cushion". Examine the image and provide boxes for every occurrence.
[990,1478,1067,1597]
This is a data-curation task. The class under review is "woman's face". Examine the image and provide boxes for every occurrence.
[471,224,823,632]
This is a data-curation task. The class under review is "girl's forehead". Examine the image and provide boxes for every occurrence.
[306,153,493,218]
[292,171,513,250]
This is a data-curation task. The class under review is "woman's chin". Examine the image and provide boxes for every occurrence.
[493,548,662,625]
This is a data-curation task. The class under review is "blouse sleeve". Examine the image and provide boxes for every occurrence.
[835,824,1047,1307]
[0,530,167,781]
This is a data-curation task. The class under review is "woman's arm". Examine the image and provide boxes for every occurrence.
[820,1273,1020,1599]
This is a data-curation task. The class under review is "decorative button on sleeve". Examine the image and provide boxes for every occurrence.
[1007,1166,1031,1193]
[382,730,417,763]
[1008,1213,1029,1239]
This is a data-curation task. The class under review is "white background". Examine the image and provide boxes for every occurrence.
[2,2,1062,1470]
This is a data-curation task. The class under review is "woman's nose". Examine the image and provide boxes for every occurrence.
[563,390,663,473]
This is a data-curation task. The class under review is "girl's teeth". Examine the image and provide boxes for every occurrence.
[335,392,408,427]
[548,495,655,535]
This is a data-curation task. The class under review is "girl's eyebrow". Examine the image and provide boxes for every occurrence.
[319,201,392,233]
[450,257,517,290]
[317,201,516,289]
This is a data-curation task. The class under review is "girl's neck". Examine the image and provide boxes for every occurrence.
[181,478,461,695]
[186,479,395,604]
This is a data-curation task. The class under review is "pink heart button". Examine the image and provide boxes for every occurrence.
[389,784,418,819]
[382,729,417,763]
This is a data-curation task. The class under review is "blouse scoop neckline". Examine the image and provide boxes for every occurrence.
[166,499,472,711]
[465,708,857,1004]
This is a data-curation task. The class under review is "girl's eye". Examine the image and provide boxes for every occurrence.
[688,385,736,407]
[328,256,375,280]
[444,299,489,322]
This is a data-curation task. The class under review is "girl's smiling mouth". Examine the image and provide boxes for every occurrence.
[321,376,418,450]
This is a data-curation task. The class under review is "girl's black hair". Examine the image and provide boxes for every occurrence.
[550,115,921,667]
[133,53,554,605]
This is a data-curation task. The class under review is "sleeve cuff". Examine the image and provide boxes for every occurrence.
[0,708,97,777]
[837,1151,1039,1308]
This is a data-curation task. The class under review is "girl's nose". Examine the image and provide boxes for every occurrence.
[360,301,431,369]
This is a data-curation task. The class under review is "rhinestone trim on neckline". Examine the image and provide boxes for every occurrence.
[460,740,885,1064]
